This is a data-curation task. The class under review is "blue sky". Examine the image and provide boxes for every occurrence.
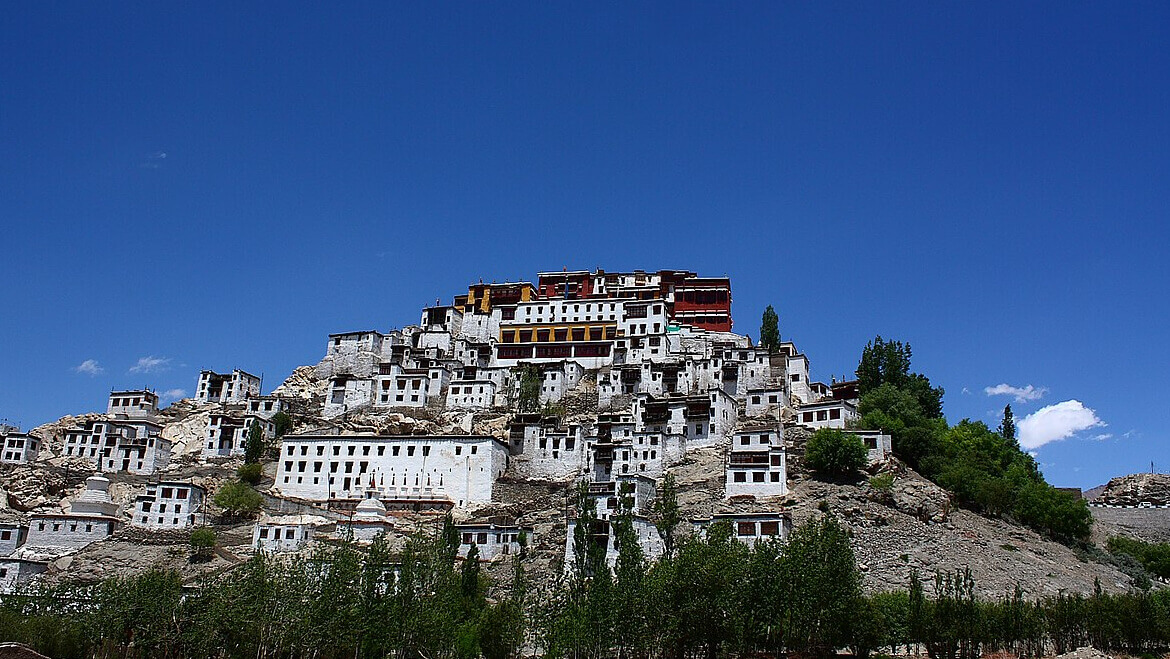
[1,3,1166,488]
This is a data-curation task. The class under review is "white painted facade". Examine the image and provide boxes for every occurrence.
[0,524,27,556]
[253,517,323,553]
[725,429,788,499]
[0,559,47,594]
[457,522,532,561]
[275,434,509,509]
[564,515,664,571]
[693,512,791,548]
[0,429,40,464]
[196,369,261,404]
[25,476,121,551]
[445,380,496,410]
[131,482,205,529]
[107,390,159,419]
[796,400,859,430]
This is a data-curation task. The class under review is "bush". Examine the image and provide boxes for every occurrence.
[189,527,217,560]
[271,411,294,437]
[806,428,868,477]
[237,462,263,485]
[213,481,263,520]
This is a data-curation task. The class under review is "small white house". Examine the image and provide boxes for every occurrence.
[0,428,40,465]
[564,515,664,571]
[196,369,262,404]
[132,482,206,529]
[25,475,121,551]
[457,522,533,561]
[253,515,329,553]
[795,400,859,430]
[0,523,28,555]
[445,380,496,410]
[246,396,288,420]
[725,428,788,499]
[107,390,159,419]
[843,429,894,464]
[693,512,791,547]
[0,558,48,594]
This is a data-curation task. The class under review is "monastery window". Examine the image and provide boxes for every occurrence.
[285,461,293,472]
[829,409,841,420]
[456,446,462,455]
[817,411,828,421]
[259,528,269,539]
[790,373,801,382]
[344,462,353,473]
[314,462,322,472]
[471,446,477,454]
[802,412,813,422]
[737,522,756,537]
[347,446,356,456]
[393,446,400,456]
[333,446,341,456]
[285,529,295,540]
[330,462,339,473]
[769,395,778,404]
[407,446,415,456]
[733,472,746,483]
[317,446,325,456]
[771,472,781,482]
[752,396,761,404]
[753,472,765,483]
[298,461,306,472]
[537,329,550,342]
[760,521,780,536]
[740,436,750,446]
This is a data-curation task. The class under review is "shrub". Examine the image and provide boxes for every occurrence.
[189,527,217,560]
[806,428,868,477]
[237,462,263,485]
[214,481,263,520]
[271,411,294,438]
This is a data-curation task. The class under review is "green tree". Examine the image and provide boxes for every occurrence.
[857,336,913,393]
[805,428,868,478]
[213,481,263,520]
[651,473,682,557]
[517,365,541,412]
[998,404,1016,444]
[189,527,217,560]
[244,419,265,464]
[779,515,862,655]
[759,305,780,354]
[237,462,263,485]
[271,411,294,437]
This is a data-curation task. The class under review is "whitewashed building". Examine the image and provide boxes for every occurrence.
[275,434,509,509]
[0,523,28,555]
[0,427,40,465]
[693,512,791,547]
[457,521,533,560]
[246,396,288,420]
[796,399,859,430]
[843,429,894,464]
[445,380,496,410]
[26,475,121,551]
[196,370,261,404]
[725,428,788,499]
[564,515,664,570]
[131,482,206,529]
[107,390,159,419]
[0,558,48,594]
[253,515,330,553]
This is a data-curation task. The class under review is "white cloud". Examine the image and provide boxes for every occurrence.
[1092,433,1113,441]
[1017,400,1104,450]
[984,383,1048,403]
[75,359,103,376]
[129,356,171,374]
[961,387,972,395]
[162,388,187,401]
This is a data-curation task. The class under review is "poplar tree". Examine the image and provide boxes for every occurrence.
[760,305,780,354]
